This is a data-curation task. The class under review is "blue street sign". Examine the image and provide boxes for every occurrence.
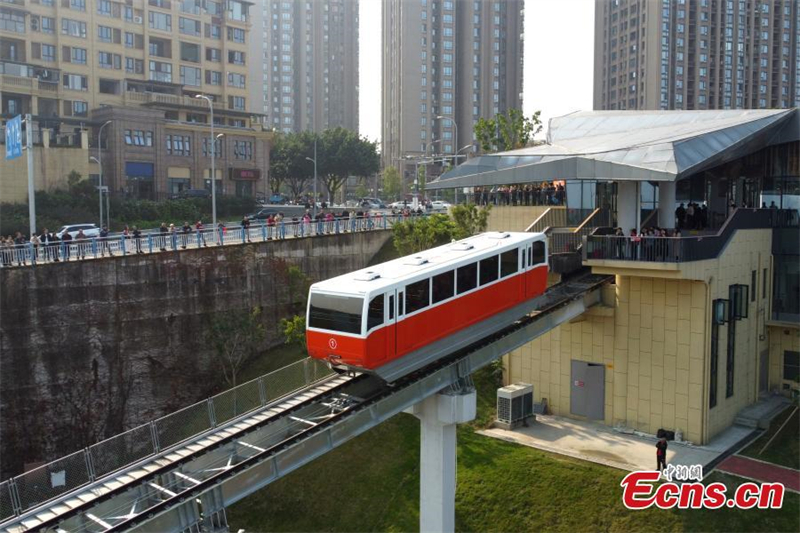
[5,115,22,160]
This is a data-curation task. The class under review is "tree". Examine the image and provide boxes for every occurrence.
[271,132,313,199]
[450,203,491,240]
[285,265,311,314]
[355,180,369,200]
[67,170,83,191]
[474,108,543,153]
[206,307,266,388]
[392,213,456,255]
[382,166,403,200]
[280,315,307,351]
[317,127,380,203]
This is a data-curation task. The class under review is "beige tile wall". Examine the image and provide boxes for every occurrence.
[485,206,550,232]
[505,228,775,445]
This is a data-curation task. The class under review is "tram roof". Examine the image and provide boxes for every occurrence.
[428,108,799,189]
[310,231,541,295]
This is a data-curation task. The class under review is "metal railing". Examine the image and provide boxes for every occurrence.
[0,358,334,521]
[0,213,425,269]
[583,208,799,263]
[526,206,567,233]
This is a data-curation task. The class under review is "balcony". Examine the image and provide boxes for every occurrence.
[582,209,799,277]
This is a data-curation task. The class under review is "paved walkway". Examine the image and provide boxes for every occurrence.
[479,414,753,473]
[717,455,800,492]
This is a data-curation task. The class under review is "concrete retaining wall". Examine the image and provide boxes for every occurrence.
[0,231,391,477]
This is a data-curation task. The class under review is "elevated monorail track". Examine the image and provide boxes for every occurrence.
[2,272,611,533]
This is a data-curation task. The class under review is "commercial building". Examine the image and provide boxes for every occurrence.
[593,0,800,111]
[249,0,359,133]
[382,0,524,183]
[430,109,800,444]
[0,0,271,202]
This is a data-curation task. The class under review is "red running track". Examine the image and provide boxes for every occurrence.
[717,455,800,492]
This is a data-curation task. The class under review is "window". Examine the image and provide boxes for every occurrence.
[784,351,800,382]
[0,7,25,33]
[72,100,88,116]
[457,263,477,294]
[479,255,499,286]
[98,25,112,42]
[389,295,395,320]
[227,27,245,43]
[500,249,518,278]
[149,11,172,31]
[179,17,200,36]
[70,47,87,64]
[406,279,430,314]
[40,16,55,34]
[166,134,191,154]
[308,293,363,334]
[228,50,245,65]
[98,52,117,69]
[367,295,384,331]
[205,70,222,85]
[229,96,246,111]
[97,0,112,15]
[63,73,87,91]
[205,23,221,39]
[61,18,87,38]
[126,57,144,74]
[149,60,172,82]
[233,140,252,159]
[40,44,56,62]
[532,241,545,264]
[205,47,221,62]
[180,66,201,86]
[432,271,455,304]
[228,72,245,88]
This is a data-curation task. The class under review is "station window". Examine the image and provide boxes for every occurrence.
[406,279,430,314]
[432,270,455,304]
[532,241,545,265]
[479,255,499,286]
[367,295,384,331]
[500,249,518,277]
[457,263,478,294]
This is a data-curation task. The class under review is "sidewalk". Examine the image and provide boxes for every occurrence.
[717,455,800,493]
[478,414,753,473]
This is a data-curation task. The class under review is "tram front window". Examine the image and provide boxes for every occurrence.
[309,293,364,334]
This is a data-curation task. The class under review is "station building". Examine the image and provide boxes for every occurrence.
[430,109,799,444]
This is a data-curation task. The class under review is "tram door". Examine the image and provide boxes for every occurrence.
[385,291,397,361]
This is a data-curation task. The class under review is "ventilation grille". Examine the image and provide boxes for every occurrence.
[353,270,381,281]
[403,256,429,266]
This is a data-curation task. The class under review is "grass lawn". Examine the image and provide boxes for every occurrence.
[738,405,799,470]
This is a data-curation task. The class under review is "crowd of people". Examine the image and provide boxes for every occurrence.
[0,208,427,267]
[605,226,685,262]
[473,183,565,207]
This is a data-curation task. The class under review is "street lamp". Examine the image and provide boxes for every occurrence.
[89,156,110,227]
[435,115,458,165]
[304,137,318,217]
[195,94,216,229]
[96,120,111,227]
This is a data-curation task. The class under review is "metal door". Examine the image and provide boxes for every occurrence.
[570,360,605,420]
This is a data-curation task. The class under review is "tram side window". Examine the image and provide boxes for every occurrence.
[406,278,430,314]
[479,255,499,286]
[500,249,518,278]
[308,293,363,334]
[456,262,478,294]
[532,241,545,265]
[432,270,455,304]
[367,294,384,331]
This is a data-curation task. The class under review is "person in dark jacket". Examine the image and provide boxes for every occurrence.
[61,230,72,261]
[656,436,668,472]
[132,226,143,254]
[159,222,168,251]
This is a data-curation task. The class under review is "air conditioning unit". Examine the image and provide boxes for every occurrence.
[133,15,143,24]
[496,383,534,430]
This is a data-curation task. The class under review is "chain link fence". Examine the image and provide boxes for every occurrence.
[0,357,335,523]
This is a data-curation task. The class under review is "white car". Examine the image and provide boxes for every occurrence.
[57,224,101,239]
[388,201,408,209]
[430,201,452,210]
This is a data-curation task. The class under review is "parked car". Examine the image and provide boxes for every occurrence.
[246,208,278,220]
[269,193,289,204]
[359,198,386,209]
[56,224,100,239]
[388,201,408,209]
[173,189,211,200]
[430,200,452,210]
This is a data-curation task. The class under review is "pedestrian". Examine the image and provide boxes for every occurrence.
[656,436,668,473]
[181,221,191,249]
[217,221,226,245]
[30,232,41,263]
[241,215,252,243]
[159,222,168,251]
[1,236,12,267]
[49,231,60,262]
[132,226,143,254]
[195,220,207,247]
[169,223,177,249]
[40,229,50,262]
[99,226,112,256]
[75,229,89,259]
[675,203,686,230]
[266,214,275,240]
[61,230,72,261]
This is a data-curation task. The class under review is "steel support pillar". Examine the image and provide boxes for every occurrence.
[406,382,476,533]
[617,181,638,234]
[658,181,677,229]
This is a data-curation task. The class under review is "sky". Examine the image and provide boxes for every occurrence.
[358,0,595,143]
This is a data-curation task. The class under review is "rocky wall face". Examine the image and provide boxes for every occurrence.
[0,231,391,477]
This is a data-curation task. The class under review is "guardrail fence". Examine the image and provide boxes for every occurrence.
[0,358,333,522]
[0,212,428,269]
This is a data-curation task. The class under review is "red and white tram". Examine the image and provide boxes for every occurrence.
[306,232,548,377]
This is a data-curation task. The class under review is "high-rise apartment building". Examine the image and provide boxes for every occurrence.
[0,0,271,201]
[594,0,800,111]
[250,0,359,133]
[382,0,524,179]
